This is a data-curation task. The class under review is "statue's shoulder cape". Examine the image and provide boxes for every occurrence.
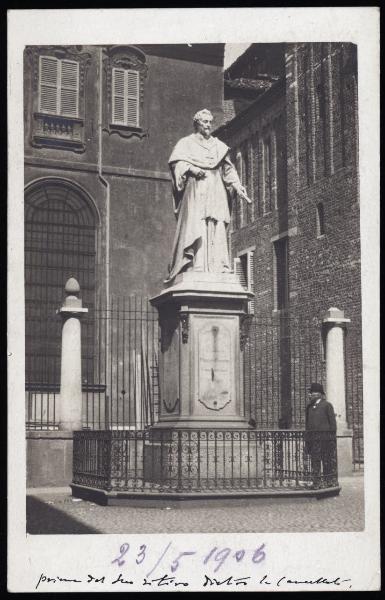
[168,134,230,170]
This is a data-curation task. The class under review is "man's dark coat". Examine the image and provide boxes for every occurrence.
[305,398,337,431]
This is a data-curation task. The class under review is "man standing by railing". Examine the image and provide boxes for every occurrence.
[305,382,338,489]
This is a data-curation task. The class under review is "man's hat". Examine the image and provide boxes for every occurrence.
[309,382,325,394]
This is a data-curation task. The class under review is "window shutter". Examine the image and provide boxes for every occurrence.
[39,56,59,114]
[234,257,242,286]
[247,251,255,314]
[112,68,126,125]
[60,60,79,117]
[112,68,139,127]
[126,70,139,127]
[234,256,247,289]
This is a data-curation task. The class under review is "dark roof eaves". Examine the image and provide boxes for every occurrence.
[224,79,274,93]
[215,78,285,136]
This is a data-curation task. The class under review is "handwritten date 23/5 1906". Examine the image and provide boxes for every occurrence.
[111,540,266,577]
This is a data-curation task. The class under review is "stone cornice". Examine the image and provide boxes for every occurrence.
[24,155,171,181]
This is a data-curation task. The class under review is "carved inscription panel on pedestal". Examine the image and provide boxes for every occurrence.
[194,316,236,415]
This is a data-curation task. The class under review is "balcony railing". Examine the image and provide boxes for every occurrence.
[32,112,85,151]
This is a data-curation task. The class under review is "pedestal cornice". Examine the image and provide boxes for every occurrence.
[150,272,253,308]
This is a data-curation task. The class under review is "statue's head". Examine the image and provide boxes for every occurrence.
[193,109,213,139]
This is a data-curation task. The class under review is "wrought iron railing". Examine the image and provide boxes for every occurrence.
[81,297,159,430]
[25,296,159,431]
[25,291,363,469]
[73,429,338,494]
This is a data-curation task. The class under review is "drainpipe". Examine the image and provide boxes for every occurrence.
[98,47,111,427]
[98,46,110,313]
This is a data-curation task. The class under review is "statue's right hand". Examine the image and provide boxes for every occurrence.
[190,167,207,179]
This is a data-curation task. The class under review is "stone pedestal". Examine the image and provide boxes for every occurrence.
[150,271,253,428]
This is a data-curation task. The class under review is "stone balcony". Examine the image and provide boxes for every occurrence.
[32,112,85,152]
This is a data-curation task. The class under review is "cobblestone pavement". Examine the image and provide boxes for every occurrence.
[26,474,364,535]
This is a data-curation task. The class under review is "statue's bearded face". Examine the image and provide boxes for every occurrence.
[196,116,213,139]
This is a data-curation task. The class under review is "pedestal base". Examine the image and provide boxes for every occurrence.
[150,272,253,428]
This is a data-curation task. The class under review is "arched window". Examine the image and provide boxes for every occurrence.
[25,180,98,417]
[316,202,325,237]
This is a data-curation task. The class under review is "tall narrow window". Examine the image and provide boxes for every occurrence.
[241,141,253,224]
[251,135,258,220]
[270,129,278,210]
[236,150,244,228]
[299,45,311,186]
[315,83,325,122]
[257,136,264,216]
[274,238,289,311]
[316,202,325,236]
[235,250,255,314]
[112,68,140,127]
[263,136,272,214]
[39,55,79,117]
[314,45,326,177]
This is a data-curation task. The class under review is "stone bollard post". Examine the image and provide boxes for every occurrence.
[322,307,352,474]
[322,307,350,429]
[57,278,88,431]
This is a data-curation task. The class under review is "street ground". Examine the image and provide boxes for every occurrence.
[26,474,364,534]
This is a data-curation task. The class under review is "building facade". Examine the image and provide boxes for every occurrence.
[24,44,226,484]
[216,43,362,457]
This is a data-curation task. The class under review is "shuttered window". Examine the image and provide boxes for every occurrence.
[112,68,140,127]
[235,255,247,288]
[38,55,79,117]
[263,136,272,213]
[234,250,255,314]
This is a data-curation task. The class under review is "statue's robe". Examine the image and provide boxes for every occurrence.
[165,133,241,283]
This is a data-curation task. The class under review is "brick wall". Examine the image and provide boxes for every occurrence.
[218,43,362,453]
